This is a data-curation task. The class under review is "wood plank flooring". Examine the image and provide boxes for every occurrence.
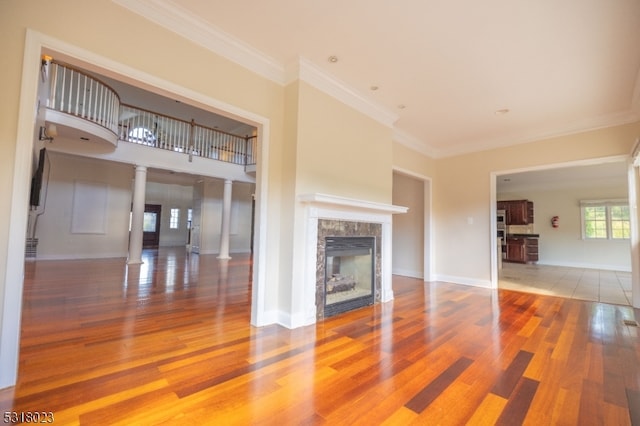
[1,247,640,424]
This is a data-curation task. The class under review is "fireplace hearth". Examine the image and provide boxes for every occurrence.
[324,236,375,317]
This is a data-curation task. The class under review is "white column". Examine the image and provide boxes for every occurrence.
[128,165,147,264]
[218,179,233,259]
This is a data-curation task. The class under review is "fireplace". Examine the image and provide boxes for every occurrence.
[324,236,375,317]
[299,193,407,326]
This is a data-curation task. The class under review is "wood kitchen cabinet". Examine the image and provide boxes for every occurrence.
[505,237,538,263]
[497,200,534,225]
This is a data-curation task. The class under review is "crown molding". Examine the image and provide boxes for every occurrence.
[111,0,285,84]
[392,128,438,159]
[436,109,640,159]
[112,0,400,131]
[288,57,398,128]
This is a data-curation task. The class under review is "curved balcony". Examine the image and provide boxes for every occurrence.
[42,61,120,148]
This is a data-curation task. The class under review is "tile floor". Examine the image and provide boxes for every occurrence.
[498,262,632,306]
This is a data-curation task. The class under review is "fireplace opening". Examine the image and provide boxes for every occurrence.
[324,236,375,317]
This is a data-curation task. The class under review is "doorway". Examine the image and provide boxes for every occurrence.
[3,31,270,388]
[491,158,633,299]
[143,204,162,248]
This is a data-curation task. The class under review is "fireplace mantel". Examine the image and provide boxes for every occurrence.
[297,193,408,326]
[299,193,408,215]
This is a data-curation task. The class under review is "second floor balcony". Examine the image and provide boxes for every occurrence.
[39,59,257,168]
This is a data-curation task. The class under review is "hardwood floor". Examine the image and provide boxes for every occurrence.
[1,247,640,424]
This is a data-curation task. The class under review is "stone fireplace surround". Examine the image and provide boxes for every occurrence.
[299,193,408,324]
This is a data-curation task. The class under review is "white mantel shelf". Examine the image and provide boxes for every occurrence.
[298,193,408,215]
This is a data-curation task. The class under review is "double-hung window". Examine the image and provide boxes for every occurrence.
[169,208,180,229]
[581,200,630,240]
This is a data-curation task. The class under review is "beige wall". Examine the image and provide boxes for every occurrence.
[295,82,394,203]
[393,142,436,179]
[434,122,640,285]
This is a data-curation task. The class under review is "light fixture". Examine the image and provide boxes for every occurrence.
[38,124,57,142]
[397,104,406,110]
[328,55,338,63]
[370,85,379,91]
[494,108,510,115]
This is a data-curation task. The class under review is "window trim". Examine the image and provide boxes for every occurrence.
[169,208,180,230]
[580,199,630,240]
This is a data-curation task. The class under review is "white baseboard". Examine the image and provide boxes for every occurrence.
[392,268,424,279]
[35,252,128,261]
[433,274,493,289]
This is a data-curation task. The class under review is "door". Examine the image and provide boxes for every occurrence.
[143,204,162,248]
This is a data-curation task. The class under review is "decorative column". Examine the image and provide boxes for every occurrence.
[128,165,147,264]
[218,179,233,259]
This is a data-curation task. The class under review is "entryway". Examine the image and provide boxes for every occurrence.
[143,204,162,248]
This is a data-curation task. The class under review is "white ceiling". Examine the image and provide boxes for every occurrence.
[115,0,640,158]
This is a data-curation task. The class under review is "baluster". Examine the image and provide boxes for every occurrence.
[81,75,87,118]
[48,64,57,109]
[74,70,80,116]
[87,79,93,121]
[100,85,105,125]
[60,66,67,112]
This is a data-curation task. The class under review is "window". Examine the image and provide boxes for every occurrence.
[169,208,180,229]
[128,127,156,146]
[143,212,157,232]
[581,200,630,240]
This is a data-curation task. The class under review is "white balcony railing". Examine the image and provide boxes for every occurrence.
[118,105,256,166]
[47,61,120,135]
[45,61,257,166]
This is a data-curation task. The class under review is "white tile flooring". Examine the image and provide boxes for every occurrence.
[498,262,632,306]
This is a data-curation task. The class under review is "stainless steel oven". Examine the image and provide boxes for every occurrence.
[497,209,506,259]
[497,209,506,230]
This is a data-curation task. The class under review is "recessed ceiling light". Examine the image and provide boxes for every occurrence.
[397,104,406,109]
[328,55,338,63]
[495,108,510,115]
[370,85,379,91]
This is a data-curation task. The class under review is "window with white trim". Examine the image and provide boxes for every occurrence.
[581,200,630,240]
[169,208,180,229]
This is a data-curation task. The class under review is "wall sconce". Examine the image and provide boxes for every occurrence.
[39,124,57,142]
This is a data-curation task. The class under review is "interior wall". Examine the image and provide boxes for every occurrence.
[392,172,425,278]
[35,153,133,259]
[499,185,631,271]
[294,82,394,203]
